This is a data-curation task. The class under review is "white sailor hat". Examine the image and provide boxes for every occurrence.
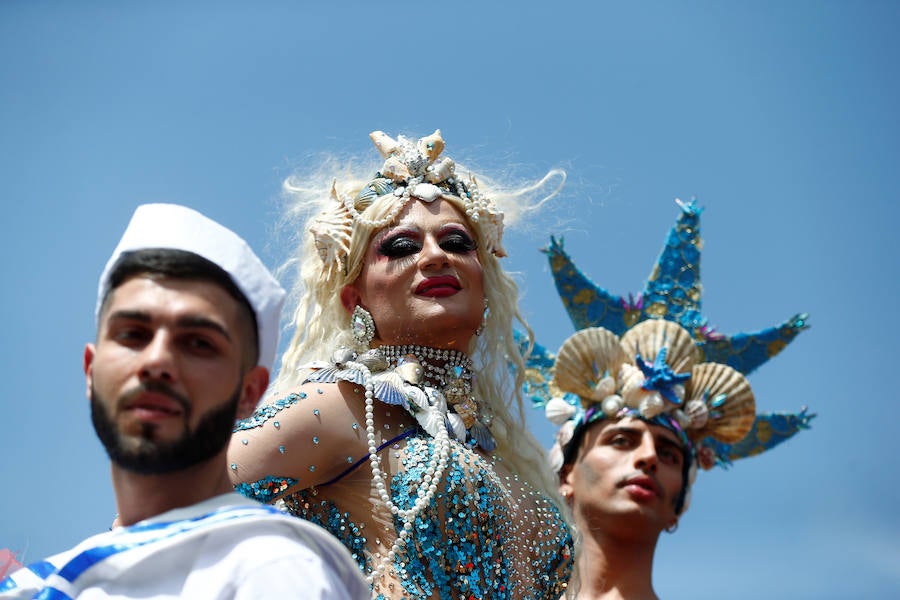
[96,203,286,372]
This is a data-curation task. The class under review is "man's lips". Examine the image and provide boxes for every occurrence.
[121,385,188,419]
[415,275,461,296]
[619,474,662,500]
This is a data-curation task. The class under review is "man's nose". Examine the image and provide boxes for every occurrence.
[634,434,659,473]
[139,332,176,382]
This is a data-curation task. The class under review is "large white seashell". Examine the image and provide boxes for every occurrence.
[410,182,444,202]
[381,156,411,182]
[620,319,698,374]
[418,130,445,160]
[548,443,565,473]
[672,408,691,429]
[331,347,356,366]
[601,394,625,417]
[405,385,430,412]
[425,157,454,183]
[447,412,467,441]
[545,396,577,425]
[553,328,628,403]
[556,420,576,445]
[639,392,666,418]
[369,130,401,157]
[596,376,617,399]
[310,187,352,267]
[683,399,709,429]
[415,408,445,438]
[618,363,645,408]
[685,363,755,443]
[356,349,389,372]
[395,356,423,385]
[482,211,507,257]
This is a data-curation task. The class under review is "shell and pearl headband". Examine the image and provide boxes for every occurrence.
[545,318,757,477]
[310,130,507,276]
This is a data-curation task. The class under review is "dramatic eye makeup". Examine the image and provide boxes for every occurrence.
[374,224,477,259]
[376,232,421,258]
[438,228,477,253]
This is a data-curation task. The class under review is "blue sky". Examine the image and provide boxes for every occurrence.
[1,1,898,597]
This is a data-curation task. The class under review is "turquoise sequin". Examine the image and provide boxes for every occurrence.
[283,434,573,599]
[235,475,299,503]
[233,393,302,431]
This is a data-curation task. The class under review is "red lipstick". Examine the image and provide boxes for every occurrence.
[415,275,461,297]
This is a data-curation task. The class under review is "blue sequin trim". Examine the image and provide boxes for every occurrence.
[235,475,300,503]
[233,392,304,431]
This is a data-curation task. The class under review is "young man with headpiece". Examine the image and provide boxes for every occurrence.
[0,203,367,599]
[526,200,812,599]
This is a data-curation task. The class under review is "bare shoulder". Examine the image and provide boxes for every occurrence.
[228,379,370,492]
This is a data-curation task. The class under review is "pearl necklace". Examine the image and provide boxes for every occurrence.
[379,345,473,389]
[357,358,454,586]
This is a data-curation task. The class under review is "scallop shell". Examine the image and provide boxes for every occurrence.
[545,396,577,425]
[552,328,627,404]
[410,182,443,202]
[469,421,496,451]
[683,399,709,429]
[354,177,394,209]
[356,349,389,372]
[309,185,353,267]
[447,412,467,441]
[685,363,755,443]
[620,319,698,374]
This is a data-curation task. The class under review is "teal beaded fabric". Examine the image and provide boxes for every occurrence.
[282,432,573,599]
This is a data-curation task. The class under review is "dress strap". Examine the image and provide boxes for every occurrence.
[319,428,418,487]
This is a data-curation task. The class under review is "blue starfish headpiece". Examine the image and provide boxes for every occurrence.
[527,199,813,476]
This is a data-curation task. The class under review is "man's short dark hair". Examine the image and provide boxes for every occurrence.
[99,248,260,365]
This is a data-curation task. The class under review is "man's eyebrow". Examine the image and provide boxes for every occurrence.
[106,309,151,324]
[174,316,233,342]
[656,433,685,451]
[106,311,232,342]
[604,425,641,436]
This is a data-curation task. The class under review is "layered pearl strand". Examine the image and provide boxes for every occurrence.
[357,353,455,586]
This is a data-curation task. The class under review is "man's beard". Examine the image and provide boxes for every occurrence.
[91,380,241,475]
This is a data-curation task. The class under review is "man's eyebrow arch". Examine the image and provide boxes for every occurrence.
[174,316,232,341]
[106,311,232,342]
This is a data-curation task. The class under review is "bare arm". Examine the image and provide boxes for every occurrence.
[227,380,369,502]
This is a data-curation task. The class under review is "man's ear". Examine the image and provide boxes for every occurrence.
[84,343,96,400]
[339,285,361,314]
[558,463,574,500]
[236,366,269,420]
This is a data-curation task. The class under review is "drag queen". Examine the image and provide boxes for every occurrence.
[228,130,573,599]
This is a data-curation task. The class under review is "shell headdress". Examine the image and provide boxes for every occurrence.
[545,320,756,473]
[526,200,813,509]
[310,130,507,277]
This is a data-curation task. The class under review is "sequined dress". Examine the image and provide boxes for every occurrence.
[283,430,572,599]
[234,348,573,599]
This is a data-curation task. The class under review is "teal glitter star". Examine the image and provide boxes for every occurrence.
[544,199,809,375]
[525,200,814,464]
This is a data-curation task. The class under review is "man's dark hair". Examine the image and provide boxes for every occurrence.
[100,248,259,365]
